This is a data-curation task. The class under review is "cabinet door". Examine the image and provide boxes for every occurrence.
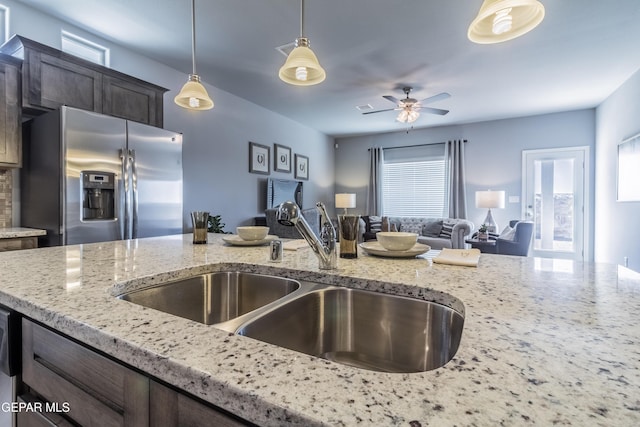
[24,50,102,113]
[22,319,149,427]
[103,75,164,127]
[150,381,248,427]
[0,58,21,167]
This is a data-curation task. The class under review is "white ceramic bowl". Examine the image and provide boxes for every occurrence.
[376,232,418,251]
[236,226,269,241]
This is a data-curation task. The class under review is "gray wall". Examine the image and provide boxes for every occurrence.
[595,68,640,271]
[335,109,596,259]
[5,0,335,232]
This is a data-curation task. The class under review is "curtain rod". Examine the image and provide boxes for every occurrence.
[367,140,467,151]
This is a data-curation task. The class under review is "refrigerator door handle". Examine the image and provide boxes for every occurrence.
[130,149,139,239]
[119,149,129,240]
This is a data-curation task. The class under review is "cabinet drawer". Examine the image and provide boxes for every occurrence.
[16,394,74,427]
[22,319,148,427]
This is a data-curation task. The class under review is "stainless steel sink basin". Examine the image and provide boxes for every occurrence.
[237,287,464,373]
[119,271,300,325]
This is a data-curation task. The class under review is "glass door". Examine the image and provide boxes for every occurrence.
[523,147,588,261]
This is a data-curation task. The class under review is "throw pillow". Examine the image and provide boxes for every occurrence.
[422,221,443,237]
[439,222,455,239]
[499,225,517,241]
[369,216,382,232]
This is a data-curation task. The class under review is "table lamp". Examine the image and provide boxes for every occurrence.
[335,193,356,215]
[475,190,505,233]
[335,193,358,259]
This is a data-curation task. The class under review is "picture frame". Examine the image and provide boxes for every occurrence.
[294,154,309,180]
[249,142,270,175]
[617,132,640,202]
[274,143,292,173]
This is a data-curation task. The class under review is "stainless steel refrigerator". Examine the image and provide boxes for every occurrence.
[21,106,183,246]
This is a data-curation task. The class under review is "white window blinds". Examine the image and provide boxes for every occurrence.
[382,144,446,217]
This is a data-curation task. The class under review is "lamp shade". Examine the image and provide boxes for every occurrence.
[335,193,356,209]
[476,190,505,209]
[279,39,326,86]
[174,74,214,110]
[468,0,545,44]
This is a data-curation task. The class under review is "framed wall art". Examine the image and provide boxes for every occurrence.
[274,143,292,173]
[617,132,640,202]
[249,142,270,175]
[294,154,309,180]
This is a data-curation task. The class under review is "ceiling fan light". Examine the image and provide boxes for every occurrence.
[468,0,545,44]
[174,74,214,110]
[407,110,420,123]
[279,40,326,86]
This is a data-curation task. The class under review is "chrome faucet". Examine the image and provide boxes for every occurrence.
[277,201,337,270]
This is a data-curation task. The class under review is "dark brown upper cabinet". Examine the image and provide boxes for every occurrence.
[0,35,167,128]
[0,54,21,168]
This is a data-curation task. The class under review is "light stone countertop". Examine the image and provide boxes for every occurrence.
[0,227,47,239]
[0,233,639,426]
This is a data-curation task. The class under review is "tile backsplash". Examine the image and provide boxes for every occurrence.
[0,169,12,227]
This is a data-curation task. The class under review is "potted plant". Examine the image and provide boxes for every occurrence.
[477,224,489,241]
[207,214,231,234]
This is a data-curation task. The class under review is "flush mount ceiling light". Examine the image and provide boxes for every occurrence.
[174,0,213,110]
[468,0,545,44]
[279,0,326,86]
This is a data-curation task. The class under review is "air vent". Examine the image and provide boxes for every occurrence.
[356,104,374,112]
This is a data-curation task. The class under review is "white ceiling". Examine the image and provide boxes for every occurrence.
[17,0,640,137]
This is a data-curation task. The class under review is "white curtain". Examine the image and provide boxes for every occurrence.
[366,147,384,215]
[445,140,467,219]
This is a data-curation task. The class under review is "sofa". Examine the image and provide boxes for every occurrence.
[265,208,320,239]
[360,216,474,250]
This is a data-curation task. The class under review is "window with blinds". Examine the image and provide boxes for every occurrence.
[382,144,446,217]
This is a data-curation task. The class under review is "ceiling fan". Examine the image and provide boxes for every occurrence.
[363,87,450,124]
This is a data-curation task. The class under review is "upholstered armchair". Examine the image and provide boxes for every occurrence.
[490,220,534,256]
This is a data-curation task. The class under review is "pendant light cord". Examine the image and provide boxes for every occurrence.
[300,0,305,37]
[191,0,197,75]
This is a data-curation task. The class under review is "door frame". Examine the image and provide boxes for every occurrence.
[521,146,591,261]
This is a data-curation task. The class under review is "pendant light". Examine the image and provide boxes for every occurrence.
[468,0,545,44]
[174,0,213,110]
[279,0,326,86]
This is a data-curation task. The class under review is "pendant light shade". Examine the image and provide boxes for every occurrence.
[279,0,326,86]
[468,0,545,44]
[175,0,213,110]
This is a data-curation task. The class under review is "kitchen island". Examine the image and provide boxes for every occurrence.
[0,234,638,426]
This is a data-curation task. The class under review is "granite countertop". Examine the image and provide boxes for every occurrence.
[0,234,638,426]
[0,227,47,239]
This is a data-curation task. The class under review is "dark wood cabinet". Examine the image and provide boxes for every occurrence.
[0,36,167,127]
[20,48,103,113]
[150,381,248,427]
[0,54,21,168]
[20,319,251,427]
[22,319,150,427]
[103,75,163,126]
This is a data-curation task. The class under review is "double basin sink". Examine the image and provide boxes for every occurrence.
[118,271,464,373]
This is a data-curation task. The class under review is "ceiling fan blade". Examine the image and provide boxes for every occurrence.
[382,95,401,104]
[420,92,451,105]
[416,106,449,116]
[362,108,397,115]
